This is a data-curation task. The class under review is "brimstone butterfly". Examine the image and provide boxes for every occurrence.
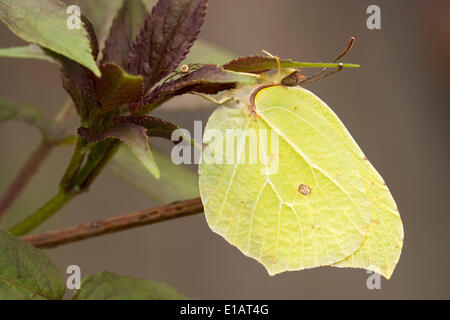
[198,63,403,279]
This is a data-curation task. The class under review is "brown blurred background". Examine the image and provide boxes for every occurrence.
[1,0,449,299]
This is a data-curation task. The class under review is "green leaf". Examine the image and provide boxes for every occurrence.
[79,123,160,178]
[101,0,147,67]
[114,125,160,178]
[112,145,199,204]
[0,44,59,64]
[0,230,65,300]
[199,84,403,279]
[0,0,100,76]
[223,55,359,73]
[128,0,208,90]
[73,271,186,300]
[94,64,144,113]
[0,97,49,135]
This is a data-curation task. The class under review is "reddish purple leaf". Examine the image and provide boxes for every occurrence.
[101,0,147,67]
[78,123,160,178]
[114,116,179,143]
[128,0,208,91]
[81,15,99,61]
[61,60,98,120]
[223,56,275,73]
[130,64,258,114]
[223,55,284,73]
[60,16,100,119]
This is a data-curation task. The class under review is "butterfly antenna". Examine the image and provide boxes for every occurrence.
[300,63,344,85]
[333,36,355,62]
[299,36,355,85]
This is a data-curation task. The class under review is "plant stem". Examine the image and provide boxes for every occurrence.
[72,139,115,188]
[9,189,75,236]
[0,141,54,221]
[21,198,204,248]
[80,140,120,189]
[59,137,86,190]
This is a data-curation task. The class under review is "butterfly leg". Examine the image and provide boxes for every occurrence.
[193,92,233,105]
